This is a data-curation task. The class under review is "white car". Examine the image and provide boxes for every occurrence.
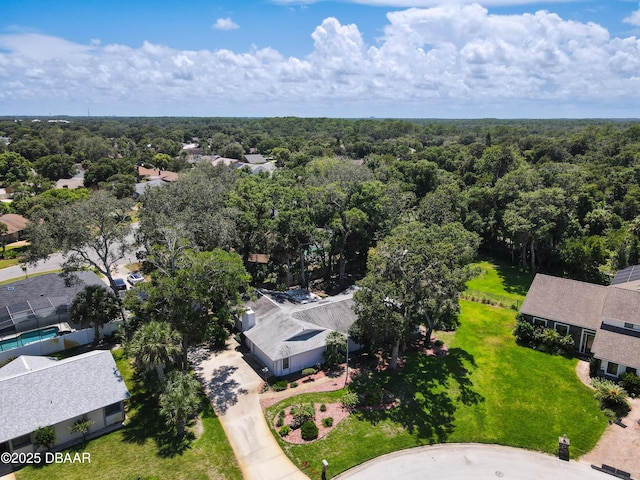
[127,272,145,285]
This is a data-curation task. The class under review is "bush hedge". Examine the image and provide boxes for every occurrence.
[322,417,334,427]
[513,318,574,356]
[301,421,319,440]
[620,372,640,398]
[279,425,291,437]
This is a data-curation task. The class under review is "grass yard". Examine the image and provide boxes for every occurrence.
[465,258,534,301]
[17,349,241,480]
[266,259,607,478]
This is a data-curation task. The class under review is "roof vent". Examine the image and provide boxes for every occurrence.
[7,286,14,291]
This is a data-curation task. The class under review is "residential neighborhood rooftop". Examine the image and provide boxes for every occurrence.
[0,350,130,444]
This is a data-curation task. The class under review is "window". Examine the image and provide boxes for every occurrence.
[625,367,637,375]
[555,323,570,336]
[624,322,634,329]
[105,402,122,416]
[282,357,290,370]
[533,317,547,327]
[11,434,31,449]
[606,362,619,376]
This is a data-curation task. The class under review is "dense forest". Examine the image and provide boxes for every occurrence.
[2,116,640,290]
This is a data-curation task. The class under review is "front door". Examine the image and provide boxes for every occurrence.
[580,330,596,354]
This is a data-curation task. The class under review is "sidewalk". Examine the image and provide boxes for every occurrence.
[190,340,308,480]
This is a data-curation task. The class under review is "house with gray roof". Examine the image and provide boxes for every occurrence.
[243,153,267,164]
[520,273,640,377]
[0,350,129,456]
[241,291,358,376]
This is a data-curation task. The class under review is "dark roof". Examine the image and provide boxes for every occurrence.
[611,265,640,285]
[520,274,607,330]
[0,271,103,307]
[0,350,130,443]
[0,272,104,332]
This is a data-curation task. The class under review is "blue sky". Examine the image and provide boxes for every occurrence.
[2,0,640,118]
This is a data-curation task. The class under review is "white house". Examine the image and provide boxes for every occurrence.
[242,291,358,377]
[0,350,130,456]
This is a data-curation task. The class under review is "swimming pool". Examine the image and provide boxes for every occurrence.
[0,326,60,352]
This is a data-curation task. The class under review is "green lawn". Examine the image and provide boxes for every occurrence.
[266,260,607,478]
[466,259,534,301]
[17,349,241,480]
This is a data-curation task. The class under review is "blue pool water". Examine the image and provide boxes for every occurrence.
[0,327,59,351]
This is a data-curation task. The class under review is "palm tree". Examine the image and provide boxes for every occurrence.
[128,321,182,382]
[159,370,201,438]
[70,284,120,344]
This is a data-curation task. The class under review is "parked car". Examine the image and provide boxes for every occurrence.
[127,272,145,285]
[113,278,127,291]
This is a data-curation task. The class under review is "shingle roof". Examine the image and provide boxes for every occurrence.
[0,214,28,235]
[592,325,640,370]
[243,154,266,164]
[601,287,640,325]
[292,298,356,334]
[0,350,130,443]
[244,294,357,361]
[520,274,608,330]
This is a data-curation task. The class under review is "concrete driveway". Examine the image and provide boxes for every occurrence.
[190,340,308,480]
[334,444,614,480]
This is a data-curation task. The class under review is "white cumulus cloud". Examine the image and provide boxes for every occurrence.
[1,5,640,117]
[212,17,240,31]
[624,7,640,27]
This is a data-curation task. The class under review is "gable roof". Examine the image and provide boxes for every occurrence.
[519,274,607,330]
[0,214,28,235]
[0,350,130,443]
[243,154,266,164]
[601,287,640,324]
[244,293,357,361]
[592,325,640,370]
[137,166,178,182]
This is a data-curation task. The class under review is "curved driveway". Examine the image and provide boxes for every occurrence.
[334,444,613,480]
[190,341,308,480]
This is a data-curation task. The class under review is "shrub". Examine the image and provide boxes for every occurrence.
[322,417,334,427]
[272,380,288,392]
[513,319,574,355]
[589,358,602,378]
[592,377,630,417]
[276,417,284,427]
[290,381,298,388]
[302,368,317,377]
[320,403,327,412]
[601,408,616,423]
[279,425,291,437]
[513,318,536,345]
[34,425,56,450]
[341,391,359,411]
[619,372,640,398]
[301,420,319,440]
[290,402,315,429]
[278,409,285,419]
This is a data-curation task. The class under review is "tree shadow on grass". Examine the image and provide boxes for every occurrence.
[349,348,483,443]
[120,379,195,458]
[492,260,533,297]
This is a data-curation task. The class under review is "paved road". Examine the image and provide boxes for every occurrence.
[190,340,308,480]
[0,228,139,283]
[334,444,613,480]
